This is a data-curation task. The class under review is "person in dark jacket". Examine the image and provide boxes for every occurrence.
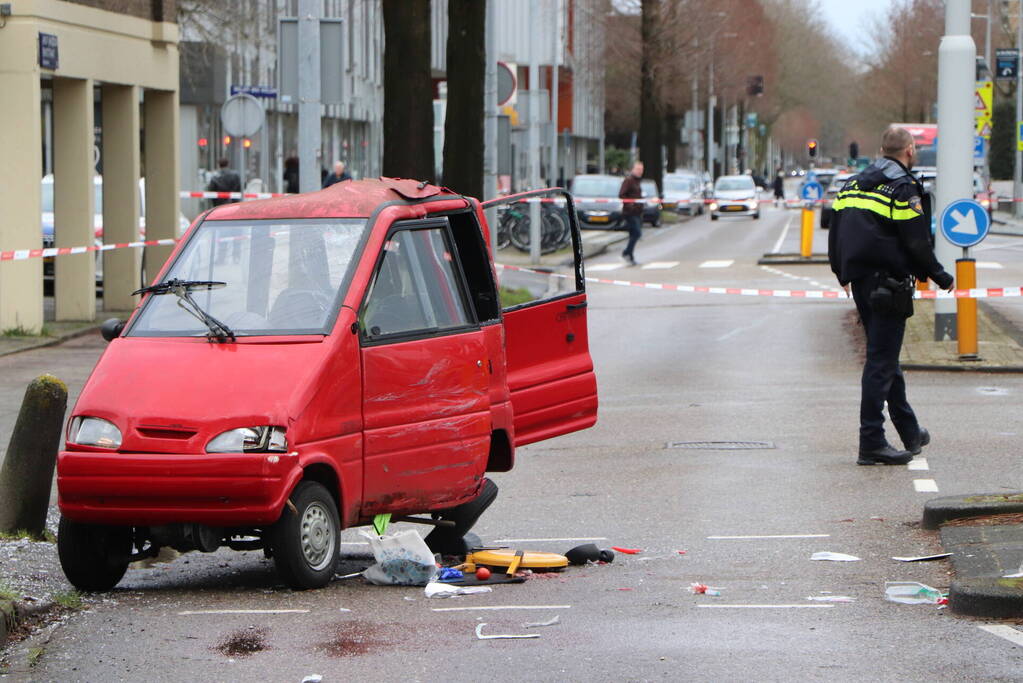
[619,161,644,266]
[206,158,241,207]
[829,126,954,466]
[283,156,300,194]
[772,169,785,207]
[322,161,352,188]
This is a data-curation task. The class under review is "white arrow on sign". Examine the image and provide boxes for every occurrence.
[804,186,820,200]
[950,208,979,235]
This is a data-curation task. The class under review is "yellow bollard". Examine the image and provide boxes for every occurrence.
[956,258,978,360]
[916,278,930,293]
[800,207,814,259]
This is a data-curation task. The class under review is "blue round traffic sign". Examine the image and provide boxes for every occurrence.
[800,181,823,201]
[939,198,990,248]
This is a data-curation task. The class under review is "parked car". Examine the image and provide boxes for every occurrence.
[55,180,598,591]
[640,179,662,227]
[819,172,854,229]
[570,174,624,228]
[709,175,760,220]
[662,173,704,216]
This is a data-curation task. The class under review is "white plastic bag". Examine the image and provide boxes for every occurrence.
[360,529,438,586]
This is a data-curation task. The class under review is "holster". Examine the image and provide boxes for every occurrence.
[869,273,914,318]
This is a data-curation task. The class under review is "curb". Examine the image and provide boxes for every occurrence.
[902,363,1023,374]
[0,322,104,360]
[0,599,13,644]
[949,578,1023,618]
[922,492,1023,529]
[0,598,57,648]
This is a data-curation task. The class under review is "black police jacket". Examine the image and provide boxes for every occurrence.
[828,157,952,288]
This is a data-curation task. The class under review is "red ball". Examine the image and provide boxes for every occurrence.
[475,567,492,581]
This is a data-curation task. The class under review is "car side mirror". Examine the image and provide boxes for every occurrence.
[100,318,125,342]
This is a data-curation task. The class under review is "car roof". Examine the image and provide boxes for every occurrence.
[206,177,463,220]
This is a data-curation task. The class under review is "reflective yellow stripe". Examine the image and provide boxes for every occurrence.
[891,207,920,220]
[832,196,891,218]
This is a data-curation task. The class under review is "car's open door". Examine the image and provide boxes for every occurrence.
[487,189,598,447]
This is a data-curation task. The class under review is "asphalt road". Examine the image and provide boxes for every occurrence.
[9,200,1023,681]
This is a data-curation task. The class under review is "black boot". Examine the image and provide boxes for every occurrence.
[857,443,913,466]
[904,428,930,456]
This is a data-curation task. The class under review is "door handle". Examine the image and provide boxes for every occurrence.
[566,301,588,311]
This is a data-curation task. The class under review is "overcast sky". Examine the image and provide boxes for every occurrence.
[818,0,891,54]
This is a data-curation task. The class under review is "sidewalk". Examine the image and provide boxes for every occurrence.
[901,300,1023,371]
[992,209,1023,237]
[495,227,629,270]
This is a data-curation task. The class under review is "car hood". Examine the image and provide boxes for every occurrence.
[714,190,757,201]
[71,336,331,452]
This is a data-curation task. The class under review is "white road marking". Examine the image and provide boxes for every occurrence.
[976,261,1004,269]
[699,259,735,268]
[432,605,572,612]
[978,624,1023,647]
[697,604,835,609]
[587,263,623,271]
[771,215,795,254]
[908,458,929,471]
[492,537,608,543]
[178,609,310,615]
[641,261,680,270]
[914,479,939,493]
[707,534,830,540]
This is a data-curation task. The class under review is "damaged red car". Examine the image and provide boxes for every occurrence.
[56,179,597,590]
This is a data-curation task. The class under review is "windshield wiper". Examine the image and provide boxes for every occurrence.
[132,279,235,343]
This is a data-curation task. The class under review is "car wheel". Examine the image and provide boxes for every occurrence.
[271,480,340,590]
[425,478,499,555]
[57,516,132,591]
[652,213,661,228]
[753,212,760,219]
[710,213,719,221]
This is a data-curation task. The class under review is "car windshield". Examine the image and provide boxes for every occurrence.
[716,178,754,192]
[664,177,694,192]
[127,219,366,337]
[571,177,621,197]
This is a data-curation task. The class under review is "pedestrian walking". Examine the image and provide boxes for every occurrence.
[828,126,954,466]
[772,168,785,207]
[283,156,300,194]
[322,160,352,188]
[206,158,241,207]
[618,161,644,266]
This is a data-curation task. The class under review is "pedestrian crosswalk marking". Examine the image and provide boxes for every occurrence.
[978,624,1023,648]
[913,479,939,493]
[907,458,929,471]
[976,261,1003,269]
[587,263,623,271]
[641,261,680,270]
[699,259,735,268]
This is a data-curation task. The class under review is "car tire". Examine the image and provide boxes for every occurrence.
[425,478,499,556]
[271,480,340,590]
[753,212,760,219]
[651,213,661,228]
[711,213,719,221]
[57,516,132,592]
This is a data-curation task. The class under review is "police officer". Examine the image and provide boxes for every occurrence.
[828,126,954,466]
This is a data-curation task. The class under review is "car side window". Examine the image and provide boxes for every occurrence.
[361,227,472,340]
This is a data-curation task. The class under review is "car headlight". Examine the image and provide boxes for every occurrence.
[68,417,122,449]
[206,426,288,454]
[709,202,719,211]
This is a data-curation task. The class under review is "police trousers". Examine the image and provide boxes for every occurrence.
[851,275,921,451]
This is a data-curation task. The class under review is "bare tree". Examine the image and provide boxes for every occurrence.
[382,0,435,181]
[442,0,486,197]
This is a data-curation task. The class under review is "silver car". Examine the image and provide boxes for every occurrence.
[662,173,704,216]
[709,175,760,220]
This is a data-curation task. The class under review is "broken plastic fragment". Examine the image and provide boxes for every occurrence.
[611,546,642,554]
[302,676,323,683]
[884,581,945,604]
[891,553,952,562]
[810,552,861,562]
[805,595,856,603]
[522,615,560,628]
[688,582,722,596]
[475,623,540,640]
[425,582,493,598]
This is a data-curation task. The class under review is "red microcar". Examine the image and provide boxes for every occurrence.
[56,179,597,590]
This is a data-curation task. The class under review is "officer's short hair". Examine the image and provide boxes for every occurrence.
[881,127,914,156]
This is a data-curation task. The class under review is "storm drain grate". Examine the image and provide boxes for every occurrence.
[666,441,776,451]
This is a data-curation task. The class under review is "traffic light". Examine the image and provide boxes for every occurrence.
[223,135,232,146]
[807,139,818,158]
[849,141,858,160]
[242,138,252,149]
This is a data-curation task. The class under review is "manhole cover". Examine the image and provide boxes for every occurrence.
[666,441,776,450]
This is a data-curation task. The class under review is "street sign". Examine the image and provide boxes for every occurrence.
[974,135,986,160]
[996,48,1019,82]
[939,198,990,248]
[746,112,758,128]
[801,181,823,201]
[975,80,993,139]
[230,85,278,99]
[1018,121,1023,152]
[38,33,58,70]
[221,93,264,137]
[497,61,516,106]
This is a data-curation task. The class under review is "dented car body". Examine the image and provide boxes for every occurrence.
[56,179,597,590]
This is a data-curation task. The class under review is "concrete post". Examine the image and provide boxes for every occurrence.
[934,0,976,339]
[101,84,142,310]
[53,77,97,322]
[0,71,44,333]
[1014,0,1023,219]
[143,89,181,279]
[298,0,322,194]
[483,0,498,252]
[0,375,68,537]
[528,0,542,264]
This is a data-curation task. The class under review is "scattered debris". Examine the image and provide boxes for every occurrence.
[806,595,856,603]
[475,623,540,640]
[891,553,952,562]
[424,582,493,598]
[884,581,945,605]
[810,552,861,562]
[216,627,269,657]
[335,571,363,580]
[361,529,438,586]
[338,608,352,612]
[476,567,492,580]
[437,567,464,582]
[302,676,323,683]
[522,615,560,628]
[611,546,642,555]
[688,583,722,596]
[676,550,687,555]
[564,543,615,565]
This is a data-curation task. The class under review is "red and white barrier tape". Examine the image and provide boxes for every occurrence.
[496,263,1023,300]
[0,238,177,262]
